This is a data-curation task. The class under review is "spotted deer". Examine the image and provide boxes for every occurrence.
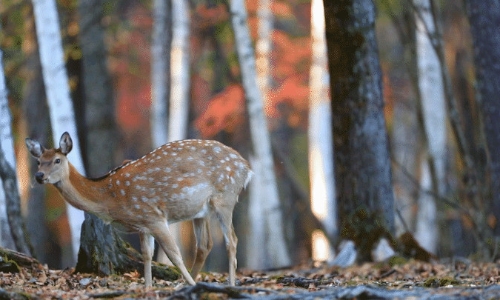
[25,132,252,287]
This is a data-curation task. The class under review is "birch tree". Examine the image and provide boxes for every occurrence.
[151,0,172,148]
[308,0,336,262]
[154,0,189,265]
[413,0,445,254]
[31,0,85,263]
[230,0,291,269]
[0,50,17,251]
[255,0,271,100]
[168,0,190,142]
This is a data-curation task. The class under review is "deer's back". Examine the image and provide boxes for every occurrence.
[103,140,251,228]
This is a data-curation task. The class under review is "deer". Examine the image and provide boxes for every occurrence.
[25,132,252,287]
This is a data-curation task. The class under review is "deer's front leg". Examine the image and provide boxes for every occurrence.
[139,232,154,287]
[150,222,196,285]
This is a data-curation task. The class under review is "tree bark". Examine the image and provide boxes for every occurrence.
[31,0,85,261]
[464,0,500,237]
[0,52,32,255]
[323,0,395,259]
[230,0,291,268]
[75,0,155,277]
[168,0,190,142]
[413,0,445,254]
[151,0,172,148]
[22,39,53,265]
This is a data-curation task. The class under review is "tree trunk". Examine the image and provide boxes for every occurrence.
[75,0,143,276]
[155,0,189,265]
[22,39,53,265]
[168,0,190,142]
[0,50,31,255]
[308,0,336,262]
[151,0,172,148]
[31,0,85,263]
[230,0,291,269]
[413,0,446,254]
[464,0,500,237]
[323,0,395,260]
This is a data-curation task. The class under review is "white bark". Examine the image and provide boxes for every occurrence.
[0,50,16,249]
[255,0,271,99]
[151,0,170,148]
[32,0,85,262]
[168,0,190,142]
[414,0,445,254]
[415,160,438,253]
[230,0,291,268]
[308,0,336,262]
[155,0,190,265]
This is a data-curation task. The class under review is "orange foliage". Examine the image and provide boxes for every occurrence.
[109,3,152,136]
[272,2,294,18]
[195,84,245,138]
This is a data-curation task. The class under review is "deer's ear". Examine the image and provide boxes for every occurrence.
[25,138,44,158]
[59,132,73,155]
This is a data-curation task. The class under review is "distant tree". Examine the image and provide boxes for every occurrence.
[151,0,172,148]
[168,0,190,142]
[21,31,53,265]
[75,0,136,276]
[464,0,500,238]
[308,0,336,261]
[31,0,85,264]
[0,50,31,254]
[230,0,291,269]
[413,0,446,254]
[323,0,395,261]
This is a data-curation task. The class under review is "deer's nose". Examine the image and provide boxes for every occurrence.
[35,172,45,184]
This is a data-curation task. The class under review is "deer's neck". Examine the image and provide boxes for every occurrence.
[54,163,112,218]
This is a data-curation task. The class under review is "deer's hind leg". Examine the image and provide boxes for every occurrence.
[213,194,238,286]
[191,217,213,280]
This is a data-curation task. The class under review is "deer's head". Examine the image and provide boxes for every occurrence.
[25,132,73,184]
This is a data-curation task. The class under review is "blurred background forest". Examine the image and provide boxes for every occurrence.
[0,0,497,276]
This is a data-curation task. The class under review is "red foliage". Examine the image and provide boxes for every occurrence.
[194,84,246,138]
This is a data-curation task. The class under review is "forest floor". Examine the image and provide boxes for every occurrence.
[1,259,500,299]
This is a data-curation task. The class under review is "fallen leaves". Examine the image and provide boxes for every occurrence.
[1,260,500,299]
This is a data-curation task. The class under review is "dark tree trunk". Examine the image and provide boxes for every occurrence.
[464,0,500,237]
[323,0,395,260]
[0,142,32,256]
[22,32,55,265]
[74,0,154,278]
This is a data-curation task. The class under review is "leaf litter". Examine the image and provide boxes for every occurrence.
[1,260,500,299]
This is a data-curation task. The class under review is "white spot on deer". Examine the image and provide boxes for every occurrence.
[225,166,231,172]
[125,181,130,186]
[120,189,126,196]
[116,180,120,185]
[214,146,221,153]
[141,196,148,203]
[125,173,131,177]
[132,196,138,202]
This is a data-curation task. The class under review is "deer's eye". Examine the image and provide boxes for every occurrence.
[55,158,61,164]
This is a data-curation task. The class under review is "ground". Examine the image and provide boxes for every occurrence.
[1,259,500,299]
